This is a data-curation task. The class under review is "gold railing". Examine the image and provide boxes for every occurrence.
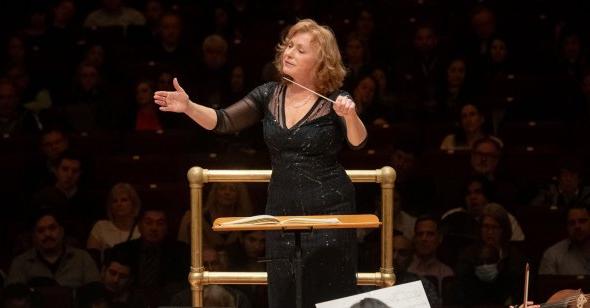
[187,167,396,308]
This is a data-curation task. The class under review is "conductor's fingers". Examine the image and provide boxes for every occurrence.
[173,77,185,92]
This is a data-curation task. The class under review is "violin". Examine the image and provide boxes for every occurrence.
[519,263,588,308]
[541,289,589,308]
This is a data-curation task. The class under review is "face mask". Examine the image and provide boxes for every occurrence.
[475,263,499,282]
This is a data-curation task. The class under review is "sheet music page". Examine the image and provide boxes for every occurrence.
[316,281,431,308]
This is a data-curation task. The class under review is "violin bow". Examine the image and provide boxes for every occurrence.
[523,262,530,308]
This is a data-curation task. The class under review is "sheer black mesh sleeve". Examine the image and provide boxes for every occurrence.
[213,82,276,134]
[335,90,367,150]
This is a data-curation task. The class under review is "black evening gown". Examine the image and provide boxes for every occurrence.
[214,82,363,308]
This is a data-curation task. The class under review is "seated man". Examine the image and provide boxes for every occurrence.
[6,210,100,287]
[95,250,147,308]
[30,150,100,245]
[539,204,590,275]
[110,206,189,305]
[530,156,590,210]
[393,232,441,308]
[408,215,454,292]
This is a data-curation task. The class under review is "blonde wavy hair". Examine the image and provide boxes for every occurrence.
[106,182,142,221]
[205,183,253,217]
[274,19,347,95]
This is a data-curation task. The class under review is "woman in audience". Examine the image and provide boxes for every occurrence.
[433,57,474,121]
[343,33,373,91]
[353,74,390,126]
[177,183,253,248]
[87,183,141,252]
[452,203,527,306]
[440,103,502,151]
[132,79,162,131]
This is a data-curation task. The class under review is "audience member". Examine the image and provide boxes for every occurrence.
[24,127,70,194]
[125,79,167,131]
[143,12,193,74]
[440,103,502,152]
[87,183,141,254]
[538,205,590,275]
[100,251,148,307]
[63,63,113,131]
[226,230,265,272]
[465,6,498,63]
[393,24,444,122]
[170,246,253,307]
[408,216,454,290]
[0,79,39,134]
[6,210,100,287]
[370,67,395,109]
[392,233,441,308]
[350,297,391,308]
[83,0,146,29]
[31,150,99,245]
[440,176,524,269]
[342,33,373,92]
[442,176,524,241]
[469,136,518,206]
[192,34,232,109]
[226,230,267,308]
[530,156,590,210]
[110,206,189,305]
[177,183,253,248]
[433,57,473,121]
[353,74,389,126]
[452,203,527,306]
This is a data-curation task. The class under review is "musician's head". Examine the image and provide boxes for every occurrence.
[274,19,346,94]
[350,297,391,308]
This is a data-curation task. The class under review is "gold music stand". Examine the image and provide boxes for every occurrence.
[213,214,380,308]
[187,167,396,308]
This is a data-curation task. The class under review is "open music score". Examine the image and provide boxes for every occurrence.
[212,214,380,231]
[316,281,431,308]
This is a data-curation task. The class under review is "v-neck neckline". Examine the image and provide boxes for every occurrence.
[280,85,321,130]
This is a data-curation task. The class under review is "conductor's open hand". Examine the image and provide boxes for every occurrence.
[154,78,189,113]
[333,95,357,119]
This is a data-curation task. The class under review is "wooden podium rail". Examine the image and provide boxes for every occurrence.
[187,167,396,308]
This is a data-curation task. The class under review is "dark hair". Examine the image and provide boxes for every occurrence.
[414,214,440,233]
[350,297,392,308]
[56,149,83,168]
[452,103,488,146]
[138,203,168,221]
[472,136,503,152]
[465,175,496,201]
[29,208,64,230]
[38,125,69,142]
